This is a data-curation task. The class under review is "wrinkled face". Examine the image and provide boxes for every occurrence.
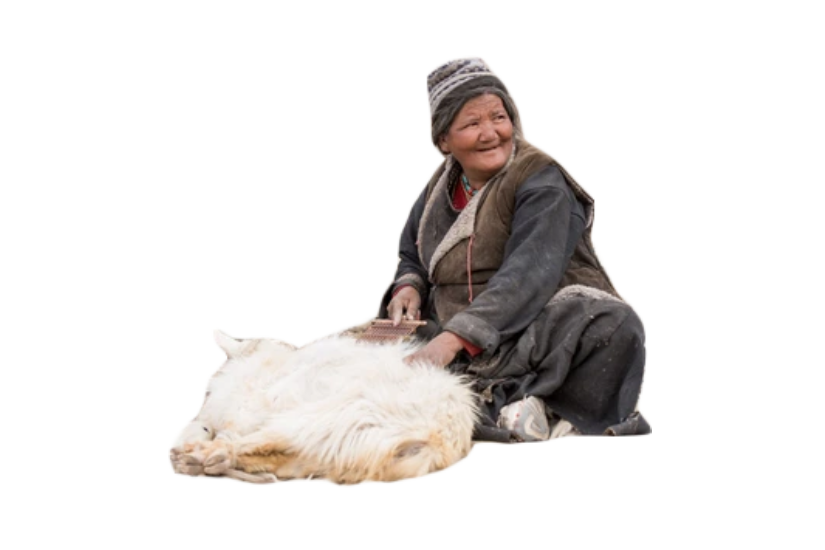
[438,94,514,184]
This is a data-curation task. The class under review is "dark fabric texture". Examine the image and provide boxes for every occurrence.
[379,139,650,439]
[441,166,585,352]
[452,292,648,438]
[381,164,582,346]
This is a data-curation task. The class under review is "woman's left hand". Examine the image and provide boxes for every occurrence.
[404,331,465,368]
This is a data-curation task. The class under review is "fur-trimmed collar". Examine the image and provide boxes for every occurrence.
[417,143,518,279]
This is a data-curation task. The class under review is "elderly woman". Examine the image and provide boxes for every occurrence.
[379,59,650,442]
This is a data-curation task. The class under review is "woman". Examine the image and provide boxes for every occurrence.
[380,59,650,442]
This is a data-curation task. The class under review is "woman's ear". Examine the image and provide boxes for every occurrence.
[438,136,450,155]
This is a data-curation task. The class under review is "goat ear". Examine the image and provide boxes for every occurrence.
[214,330,247,358]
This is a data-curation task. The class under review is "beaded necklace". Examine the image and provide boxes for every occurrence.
[461,174,478,199]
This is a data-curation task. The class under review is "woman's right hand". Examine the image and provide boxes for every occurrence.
[387,286,421,326]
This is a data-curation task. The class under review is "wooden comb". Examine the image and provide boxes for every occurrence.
[356,319,426,344]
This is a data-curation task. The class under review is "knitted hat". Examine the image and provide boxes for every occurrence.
[427,58,499,116]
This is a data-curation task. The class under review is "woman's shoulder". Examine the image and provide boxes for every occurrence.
[512,164,585,221]
[518,164,568,194]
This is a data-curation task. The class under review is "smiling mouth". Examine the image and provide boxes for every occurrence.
[477,145,500,152]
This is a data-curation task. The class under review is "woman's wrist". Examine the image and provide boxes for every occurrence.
[391,283,414,298]
[437,331,467,354]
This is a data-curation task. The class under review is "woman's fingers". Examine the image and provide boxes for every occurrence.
[390,299,404,326]
[404,308,418,322]
[388,296,409,326]
[387,297,401,326]
[405,293,421,322]
[388,287,421,326]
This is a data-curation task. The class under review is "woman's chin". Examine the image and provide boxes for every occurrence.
[476,145,511,174]
[471,156,508,178]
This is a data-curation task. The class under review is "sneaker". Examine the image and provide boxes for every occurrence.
[549,418,579,439]
[497,396,550,442]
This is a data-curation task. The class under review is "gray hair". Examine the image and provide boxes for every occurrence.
[430,75,522,151]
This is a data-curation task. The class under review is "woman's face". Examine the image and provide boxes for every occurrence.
[439,93,514,184]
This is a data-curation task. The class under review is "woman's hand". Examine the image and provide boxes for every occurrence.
[404,332,465,368]
[387,286,421,326]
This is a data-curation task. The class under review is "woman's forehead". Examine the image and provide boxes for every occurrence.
[457,94,505,116]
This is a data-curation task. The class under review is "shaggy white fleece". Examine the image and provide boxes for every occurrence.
[170,332,479,484]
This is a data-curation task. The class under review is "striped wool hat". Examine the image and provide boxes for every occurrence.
[427,58,500,116]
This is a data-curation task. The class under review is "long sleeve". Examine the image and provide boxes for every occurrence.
[390,185,430,299]
[443,165,586,354]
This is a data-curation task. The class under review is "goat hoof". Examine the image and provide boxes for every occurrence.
[204,449,232,475]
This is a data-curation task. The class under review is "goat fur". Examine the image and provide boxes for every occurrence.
[170,331,479,483]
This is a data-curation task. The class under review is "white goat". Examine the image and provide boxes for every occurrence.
[170,331,479,483]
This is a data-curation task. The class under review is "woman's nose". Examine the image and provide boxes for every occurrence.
[478,120,496,141]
